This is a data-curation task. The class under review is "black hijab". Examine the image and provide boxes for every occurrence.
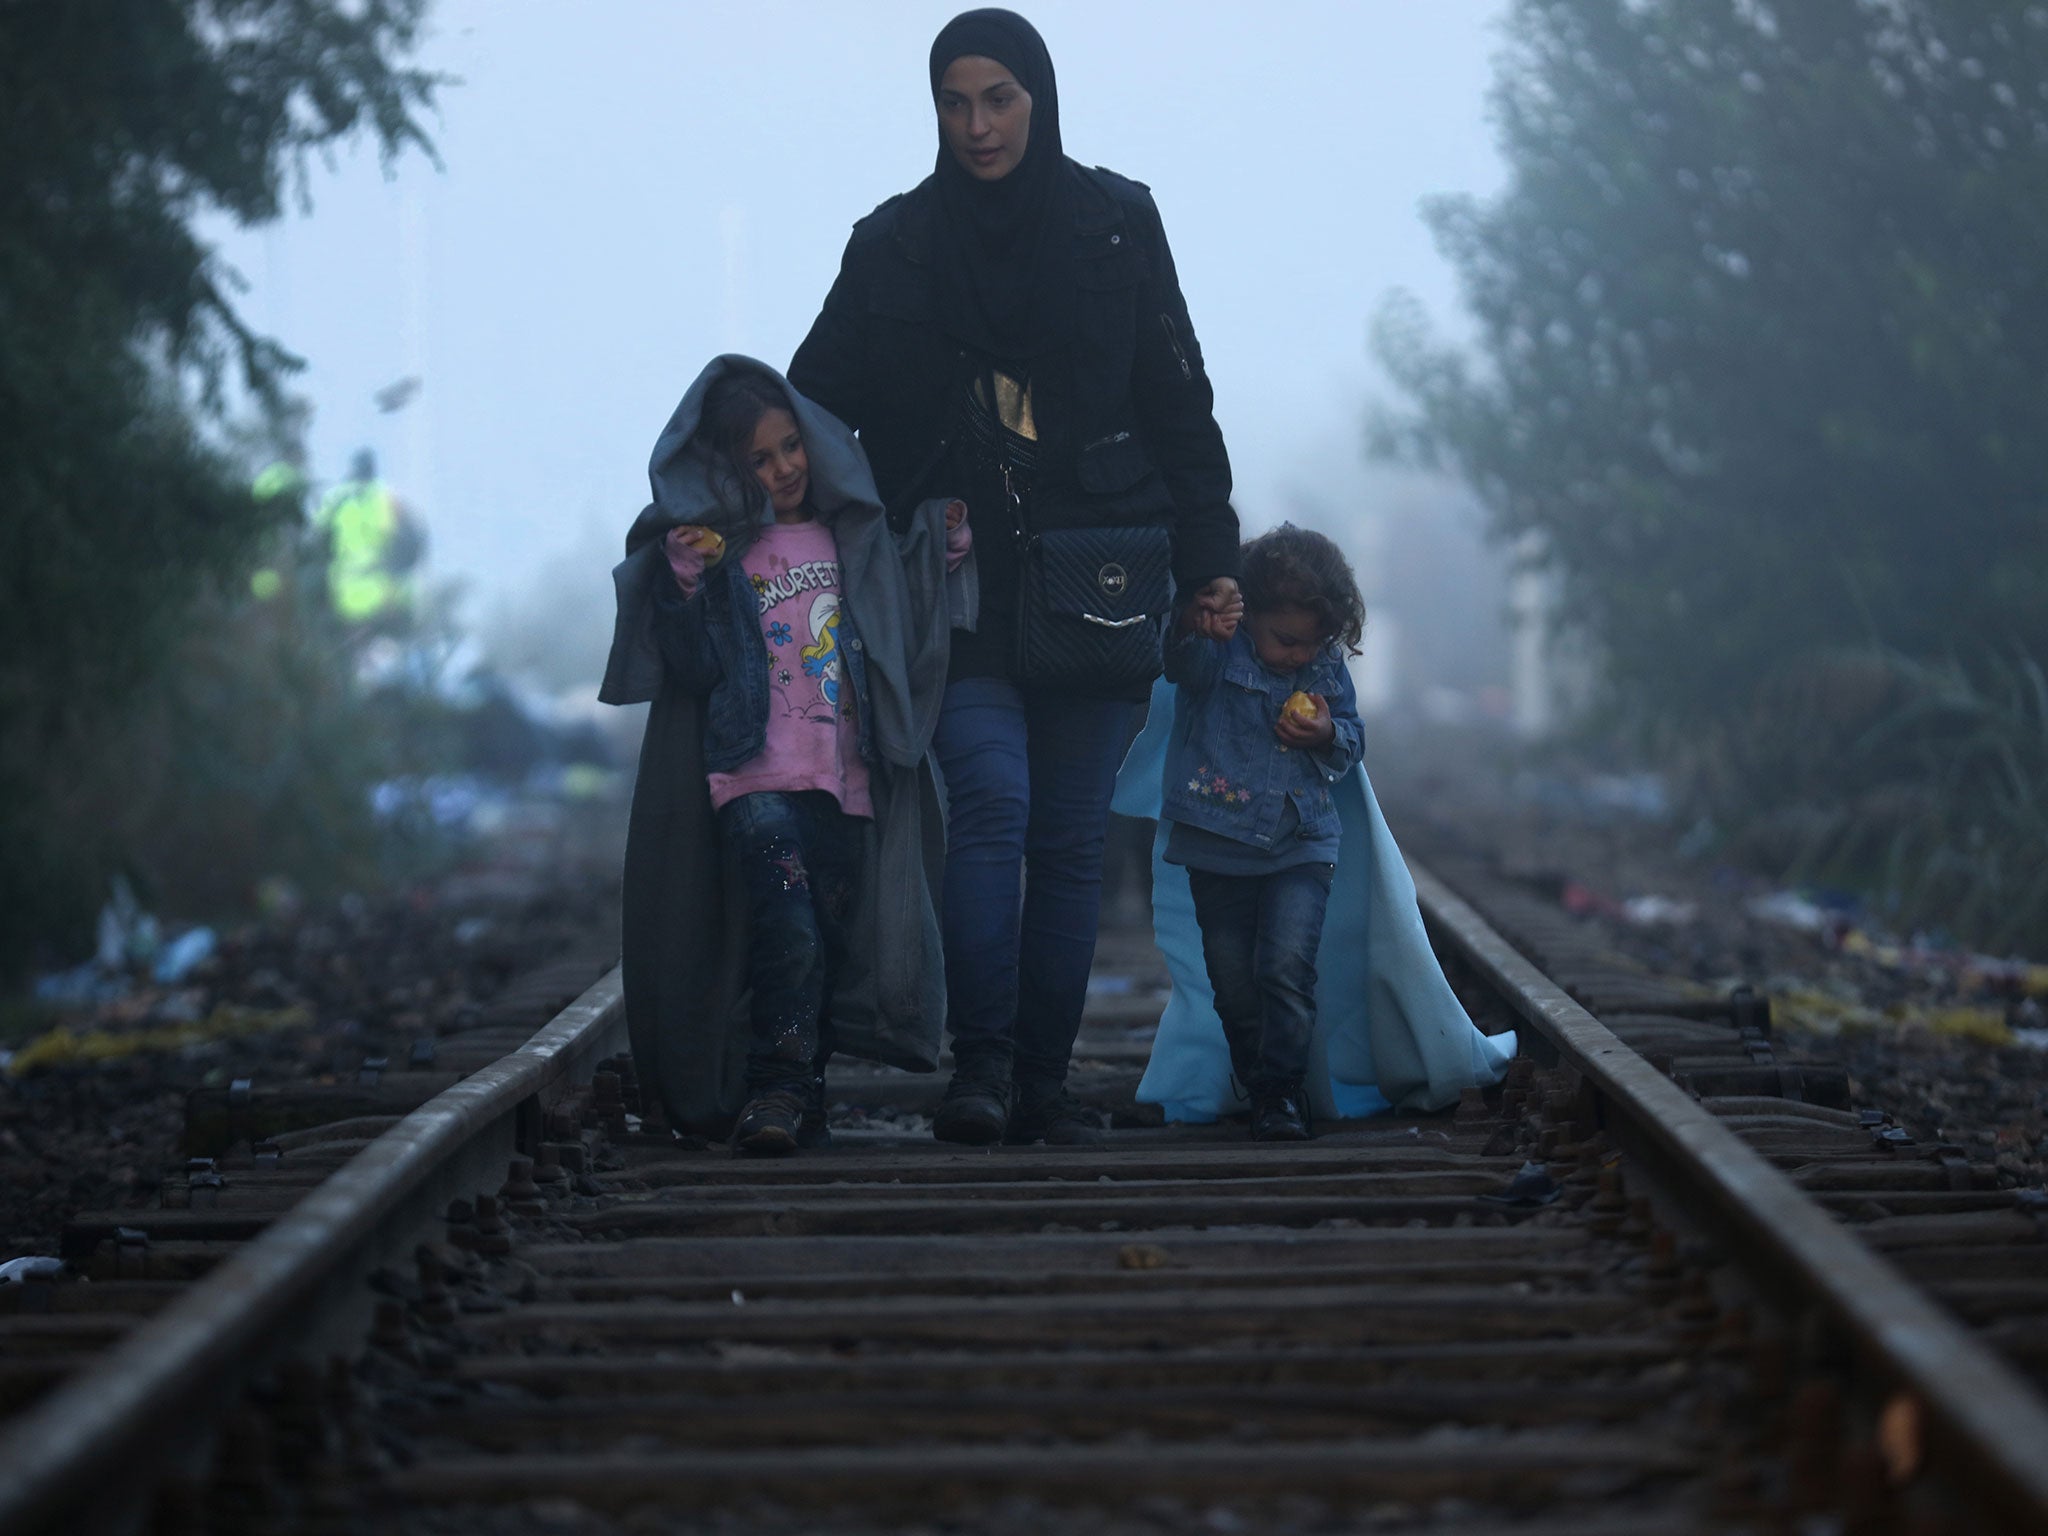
[927,9,1073,362]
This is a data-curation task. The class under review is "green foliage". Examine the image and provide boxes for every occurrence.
[0,1,438,977]
[11,562,494,967]
[1,0,438,722]
[1375,0,2048,723]
[1708,647,2048,953]
[46,577,394,922]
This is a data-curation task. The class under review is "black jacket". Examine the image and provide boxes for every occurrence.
[789,161,1239,599]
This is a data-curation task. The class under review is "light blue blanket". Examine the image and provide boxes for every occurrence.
[1111,677,1516,1123]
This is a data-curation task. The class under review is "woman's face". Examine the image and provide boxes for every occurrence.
[746,408,810,519]
[937,55,1032,181]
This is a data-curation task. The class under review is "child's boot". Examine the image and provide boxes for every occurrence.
[734,1085,806,1156]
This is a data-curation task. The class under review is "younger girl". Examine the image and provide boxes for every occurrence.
[599,357,970,1154]
[1159,524,1366,1140]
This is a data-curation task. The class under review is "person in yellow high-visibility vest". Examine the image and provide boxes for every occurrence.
[313,449,423,625]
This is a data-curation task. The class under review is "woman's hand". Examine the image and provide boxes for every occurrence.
[1188,576,1243,639]
[1274,692,1335,750]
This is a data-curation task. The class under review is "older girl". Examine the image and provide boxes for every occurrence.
[600,357,969,1152]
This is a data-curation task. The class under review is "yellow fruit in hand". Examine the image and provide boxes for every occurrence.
[1282,691,1319,725]
[681,526,725,565]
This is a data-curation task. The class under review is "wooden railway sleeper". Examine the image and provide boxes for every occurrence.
[8,872,2043,1533]
[1678,1062,1853,1107]
[1702,1095,1865,1126]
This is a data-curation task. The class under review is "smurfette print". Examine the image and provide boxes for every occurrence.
[793,590,842,721]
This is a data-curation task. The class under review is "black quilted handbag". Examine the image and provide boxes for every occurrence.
[1016,523,1172,689]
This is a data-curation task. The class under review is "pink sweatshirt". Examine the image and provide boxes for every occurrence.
[665,507,970,818]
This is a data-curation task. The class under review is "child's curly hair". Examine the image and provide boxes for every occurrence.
[1239,523,1366,654]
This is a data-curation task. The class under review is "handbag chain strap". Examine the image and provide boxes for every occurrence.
[979,365,1032,552]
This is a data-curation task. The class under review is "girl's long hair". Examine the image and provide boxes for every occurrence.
[693,366,802,559]
[1240,523,1367,655]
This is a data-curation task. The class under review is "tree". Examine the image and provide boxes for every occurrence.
[0,1,438,974]
[1376,0,2048,729]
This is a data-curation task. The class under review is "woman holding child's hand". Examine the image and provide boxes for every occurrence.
[789,8,1239,1149]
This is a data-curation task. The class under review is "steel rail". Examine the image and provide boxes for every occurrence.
[0,970,627,1535]
[1412,864,2048,1527]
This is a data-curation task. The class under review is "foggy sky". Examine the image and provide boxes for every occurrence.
[214,1,1507,665]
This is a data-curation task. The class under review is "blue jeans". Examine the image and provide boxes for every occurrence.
[717,790,863,1091]
[1187,863,1335,1098]
[930,678,1136,1084]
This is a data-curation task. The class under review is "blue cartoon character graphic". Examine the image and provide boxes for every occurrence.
[794,591,842,720]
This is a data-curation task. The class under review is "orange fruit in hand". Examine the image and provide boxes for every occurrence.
[1282,691,1319,725]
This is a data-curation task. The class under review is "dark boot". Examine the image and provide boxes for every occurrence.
[1006,1076,1105,1147]
[933,1044,1012,1145]
[1250,1092,1313,1142]
[734,1085,806,1156]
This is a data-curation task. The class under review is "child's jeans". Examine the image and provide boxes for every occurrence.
[1186,862,1336,1100]
[717,790,863,1091]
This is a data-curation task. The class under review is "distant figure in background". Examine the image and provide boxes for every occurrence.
[599,357,973,1152]
[789,8,1241,1148]
[1155,525,1365,1140]
[313,449,423,628]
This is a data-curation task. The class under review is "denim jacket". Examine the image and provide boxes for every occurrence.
[651,548,874,774]
[1160,628,1364,850]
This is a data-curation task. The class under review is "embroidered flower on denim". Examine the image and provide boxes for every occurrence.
[1186,764,1253,805]
[767,621,792,646]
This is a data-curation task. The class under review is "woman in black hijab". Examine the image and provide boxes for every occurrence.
[790,8,1241,1147]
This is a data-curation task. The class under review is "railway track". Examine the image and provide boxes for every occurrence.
[2,857,2045,1534]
